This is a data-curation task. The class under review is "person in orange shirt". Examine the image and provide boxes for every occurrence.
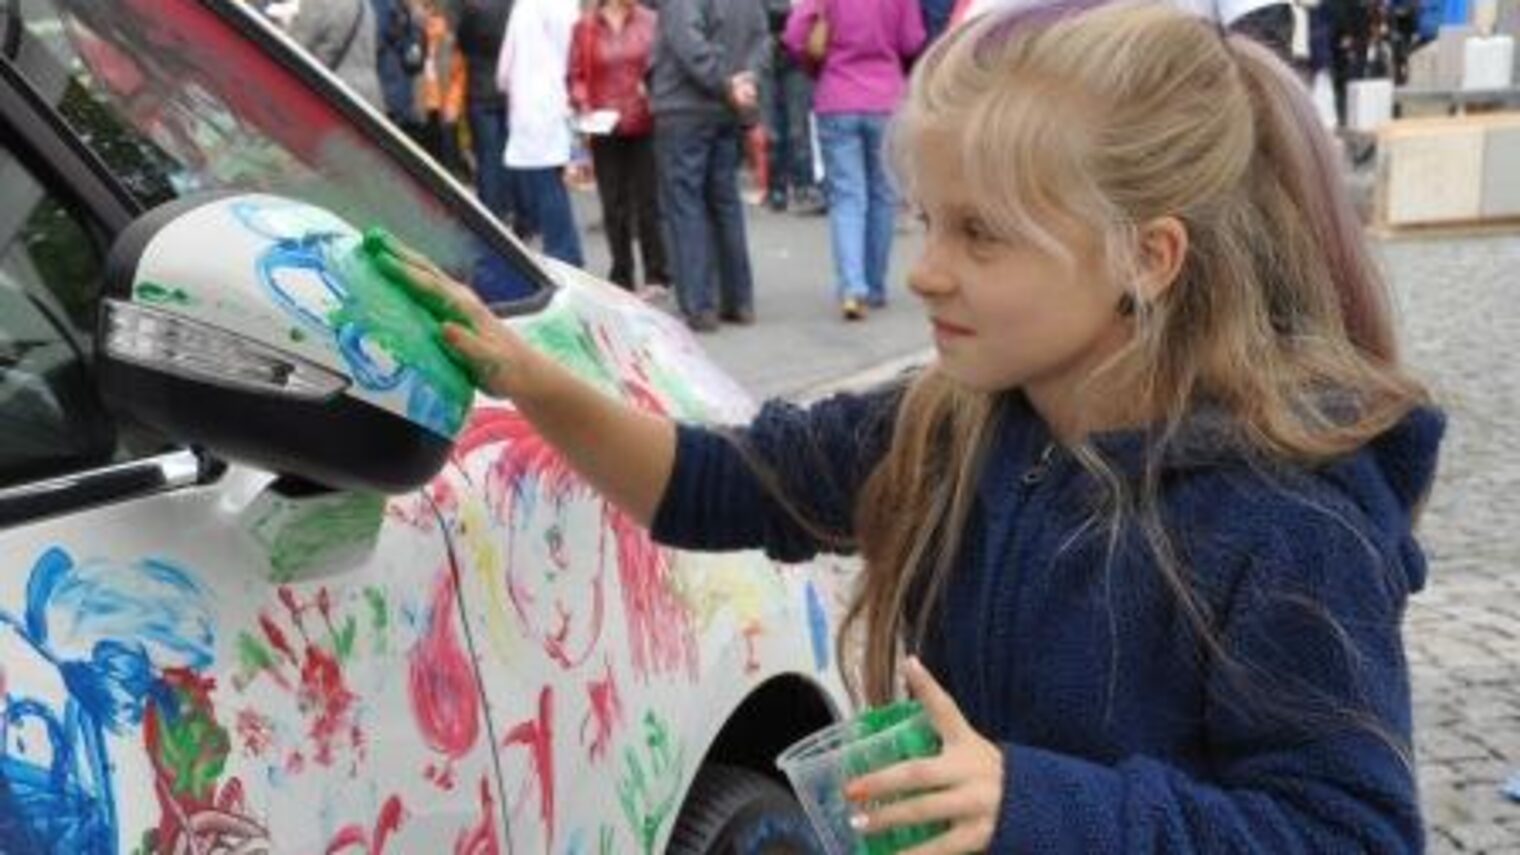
[417,0,467,177]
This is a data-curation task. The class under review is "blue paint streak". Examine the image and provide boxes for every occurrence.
[805,582,830,672]
[0,547,220,855]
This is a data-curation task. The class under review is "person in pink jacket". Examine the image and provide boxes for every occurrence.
[786,0,924,320]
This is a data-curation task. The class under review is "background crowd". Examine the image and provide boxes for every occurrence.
[248,0,1450,333]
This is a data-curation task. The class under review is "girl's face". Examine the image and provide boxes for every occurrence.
[906,133,1130,406]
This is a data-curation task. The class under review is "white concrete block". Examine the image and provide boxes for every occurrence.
[1439,26,1477,89]
[1480,125,1520,217]
[1384,127,1487,224]
[1462,35,1515,90]
[1349,78,1394,132]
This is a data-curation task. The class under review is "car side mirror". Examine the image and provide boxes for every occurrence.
[96,193,474,493]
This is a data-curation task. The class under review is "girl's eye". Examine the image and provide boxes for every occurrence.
[963,218,998,246]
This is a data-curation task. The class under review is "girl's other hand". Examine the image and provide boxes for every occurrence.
[365,228,542,400]
[844,657,1005,854]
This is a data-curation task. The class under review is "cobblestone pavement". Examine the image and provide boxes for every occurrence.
[1382,235,1520,853]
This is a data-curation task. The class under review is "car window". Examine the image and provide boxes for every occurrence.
[0,143,119,487]
[2,0,546,306]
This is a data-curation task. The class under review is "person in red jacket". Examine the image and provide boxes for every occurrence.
[569,0,668,294]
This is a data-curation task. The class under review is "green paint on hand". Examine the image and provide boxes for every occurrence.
[363,226,475,329]
[330,236,476,436]
[135,280,192,306]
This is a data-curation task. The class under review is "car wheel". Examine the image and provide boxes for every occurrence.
[667,763,826,855]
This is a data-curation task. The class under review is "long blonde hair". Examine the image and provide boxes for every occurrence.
[843,0,1430,705]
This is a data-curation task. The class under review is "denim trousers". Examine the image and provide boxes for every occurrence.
[817,112,895,303]
[654,119,754,319]
[761,52,817,199]
[511,166,584,267]
[466,102,518,229]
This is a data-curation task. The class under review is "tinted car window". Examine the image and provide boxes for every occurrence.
[3,0,545,305]
[0,144,117,487]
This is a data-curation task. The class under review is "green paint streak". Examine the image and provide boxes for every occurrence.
[521,310,620,393]
[334,233,474,436]
[289,326,307,343]
[154,686,231,801]
[256,491,385,581]
[237,631,276,677]
[334,614,358,663]
[617,710,685,855]
[135,280,192,306]
[364,586,390,655]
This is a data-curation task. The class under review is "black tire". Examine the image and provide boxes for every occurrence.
[667,764,826,855]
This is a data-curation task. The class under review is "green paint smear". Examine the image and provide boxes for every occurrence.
[618,710,685,855]
[153,686,231,801]
[333,614,358,663]
[330,234,475,437]
[364,586,390,654]
[520,309,620,394]
[261,492,386,582]
[135,280,192,306]
[237,631,276,677]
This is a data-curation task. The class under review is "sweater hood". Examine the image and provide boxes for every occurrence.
[993,396,1447,592]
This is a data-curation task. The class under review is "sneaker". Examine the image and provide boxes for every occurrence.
[720,307,756,325]
[790,186,828,216]
[686,312,720,333]
[865,294,888,310]
[841,298,866,321]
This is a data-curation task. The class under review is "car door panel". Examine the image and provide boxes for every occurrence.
[0,470,506,853]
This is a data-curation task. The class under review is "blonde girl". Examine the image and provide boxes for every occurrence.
[377,0,1442,849]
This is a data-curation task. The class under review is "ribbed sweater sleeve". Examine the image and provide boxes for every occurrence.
[986,505,1421,853]
[649,386,901,563]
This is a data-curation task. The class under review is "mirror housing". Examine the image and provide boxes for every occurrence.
[98,193,474,493]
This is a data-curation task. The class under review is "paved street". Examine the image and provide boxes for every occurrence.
[578,195,1520,850]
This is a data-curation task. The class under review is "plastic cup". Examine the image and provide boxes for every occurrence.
[776,700,948,854]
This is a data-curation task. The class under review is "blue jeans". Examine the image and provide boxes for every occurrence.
[511,166,583,267]
[655,120,754,319]
[467,102,518,229]
[818,113,895,304]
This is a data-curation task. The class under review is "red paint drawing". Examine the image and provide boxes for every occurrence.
[408,564,481,789]
[610,511,698,682]
[453,410,608,670]
[502,686,556,850]
[580,658,623,763]
[453,776,502,855]
[325,794,406,854]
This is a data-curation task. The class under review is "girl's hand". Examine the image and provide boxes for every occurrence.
[365,228,542,399]
[845,657,1005,854]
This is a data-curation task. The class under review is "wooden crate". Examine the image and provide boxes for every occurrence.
[1373,112,1520,234]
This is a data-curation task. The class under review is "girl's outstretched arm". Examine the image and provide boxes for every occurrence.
[371,232,675,527]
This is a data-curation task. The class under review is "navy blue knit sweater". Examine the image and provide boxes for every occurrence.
[651,388,1445,853]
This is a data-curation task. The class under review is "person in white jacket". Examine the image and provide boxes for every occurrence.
[497,0,584,265]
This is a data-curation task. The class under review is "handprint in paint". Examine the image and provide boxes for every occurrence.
[231,585,372,773]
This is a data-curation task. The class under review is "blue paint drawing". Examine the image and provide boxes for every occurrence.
[805,583,829,672]
[228,198,472,438]
[0,547,215,855]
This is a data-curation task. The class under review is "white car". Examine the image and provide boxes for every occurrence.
[0,2,850,852]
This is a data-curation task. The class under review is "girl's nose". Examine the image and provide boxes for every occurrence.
[907,240,955,300]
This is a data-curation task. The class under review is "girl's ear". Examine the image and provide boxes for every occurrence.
[1134,216,1189,305]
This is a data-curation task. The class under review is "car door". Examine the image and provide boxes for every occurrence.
[0,8,510,853]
